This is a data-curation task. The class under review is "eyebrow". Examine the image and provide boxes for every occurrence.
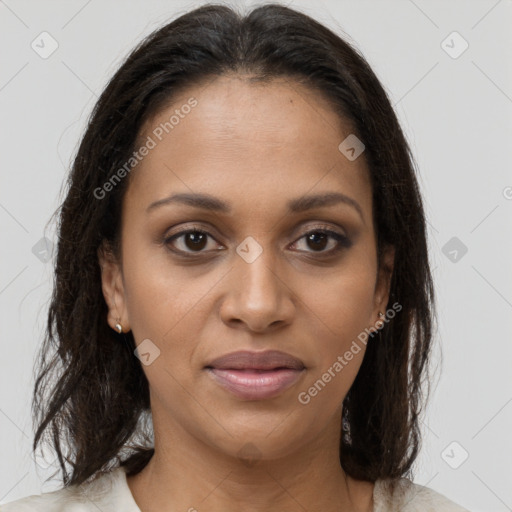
[146,191,364,222]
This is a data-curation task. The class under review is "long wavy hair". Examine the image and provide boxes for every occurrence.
[32,2,435,488]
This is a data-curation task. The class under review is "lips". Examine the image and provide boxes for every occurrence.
[205,350,305,400]
[205,350,305,371]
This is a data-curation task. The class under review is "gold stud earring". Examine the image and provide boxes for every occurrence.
[115,318,123,334]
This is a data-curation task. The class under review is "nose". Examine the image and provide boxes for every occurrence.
[219,247,295,333]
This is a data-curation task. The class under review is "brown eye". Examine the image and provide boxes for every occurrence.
[164,229,218,253]
[292,229,352,254]
[305,231,329,251]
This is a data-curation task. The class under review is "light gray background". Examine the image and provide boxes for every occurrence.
[1,0,511,510]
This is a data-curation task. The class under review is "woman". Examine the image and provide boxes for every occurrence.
[2,3,470,511]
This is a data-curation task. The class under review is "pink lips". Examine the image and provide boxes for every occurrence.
[205,350,305,400]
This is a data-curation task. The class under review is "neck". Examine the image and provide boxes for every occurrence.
[126,409,374,512]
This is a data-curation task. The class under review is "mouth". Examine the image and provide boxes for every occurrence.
[204,350,306,400]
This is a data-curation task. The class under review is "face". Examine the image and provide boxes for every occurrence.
[99,75,393,462]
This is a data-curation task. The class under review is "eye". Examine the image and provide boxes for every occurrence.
[291,228,352,254]
[164,228,222,254]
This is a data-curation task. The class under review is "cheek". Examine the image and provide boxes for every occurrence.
[121,227,188,313]
[303,257,377,344]
[121,243,210,362]
[295,256,377,407]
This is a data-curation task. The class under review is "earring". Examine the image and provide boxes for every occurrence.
[376,311,385,329]
[115,318,123,334]
[342,412,352,445]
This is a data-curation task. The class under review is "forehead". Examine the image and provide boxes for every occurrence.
[126,75,371,217]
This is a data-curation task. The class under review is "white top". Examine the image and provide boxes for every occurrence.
[1,465,470,511]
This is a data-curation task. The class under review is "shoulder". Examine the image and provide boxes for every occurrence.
[373,477,471,512]
[0,467,137,512]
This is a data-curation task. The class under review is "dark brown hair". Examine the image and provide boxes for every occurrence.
[33,2,435,488]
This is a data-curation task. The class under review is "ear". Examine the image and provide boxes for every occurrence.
[97,241,131,333]
[372,244,395,318]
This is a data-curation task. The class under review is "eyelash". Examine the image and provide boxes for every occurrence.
[163,225,352,257]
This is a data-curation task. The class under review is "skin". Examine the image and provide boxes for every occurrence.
[99,74,394,512]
